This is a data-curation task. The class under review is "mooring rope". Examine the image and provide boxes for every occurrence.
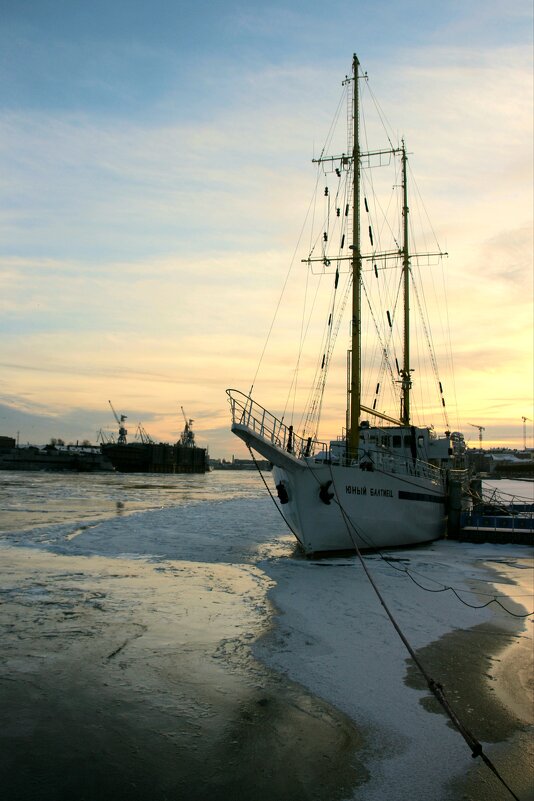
[249,449,523,800]
[247,446,299,539]
[326,466,522,801]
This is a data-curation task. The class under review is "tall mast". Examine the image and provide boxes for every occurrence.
[348,53,362,455]
[400,142,411,425]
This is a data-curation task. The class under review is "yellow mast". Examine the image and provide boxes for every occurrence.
[400,143,411,425]
[348,53,362,456]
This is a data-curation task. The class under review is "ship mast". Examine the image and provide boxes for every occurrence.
[400,143,411,425]
[349,68,413,441]
[348,53,362,456]
[307,58,446,444]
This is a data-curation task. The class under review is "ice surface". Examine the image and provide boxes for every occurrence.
[0,470,532,800]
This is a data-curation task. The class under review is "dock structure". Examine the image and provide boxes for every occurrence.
[101,441,208,474]
[447,477,534,545]
[452,517,534,546]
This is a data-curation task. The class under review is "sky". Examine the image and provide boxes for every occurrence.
[0,0,532,456]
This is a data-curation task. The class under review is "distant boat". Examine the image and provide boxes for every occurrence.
[0,439,114,473]
[228,54,467,555]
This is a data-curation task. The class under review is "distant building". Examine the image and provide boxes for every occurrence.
[467,448,534,477]
[210,455,272,471]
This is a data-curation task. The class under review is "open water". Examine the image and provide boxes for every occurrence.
[1,469,531,551]
[0,469,298,566]
[0,469,271,537]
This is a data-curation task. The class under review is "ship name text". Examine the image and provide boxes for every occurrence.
[345,486,393,498]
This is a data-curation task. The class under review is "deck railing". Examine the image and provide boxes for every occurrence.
[227,389,446,484]
[227,389,328,459]
[339,447,445,483]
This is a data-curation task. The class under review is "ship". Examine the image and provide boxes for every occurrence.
[0,437,114,472]
[227,54,467,555]
[100,403,208,474]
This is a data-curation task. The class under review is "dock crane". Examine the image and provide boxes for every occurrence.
[135,423,155,445]
[469,423,485,449]
[180,406,195,447]
[109,401,128,445]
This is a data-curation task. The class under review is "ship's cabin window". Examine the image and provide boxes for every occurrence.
[404,435,411,447]
[381,435,391,447]
[392,435,402,447]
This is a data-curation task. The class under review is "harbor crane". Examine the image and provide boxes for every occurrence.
[180,406,195,447]
[469,423,485,449]
[109,400,128,445]
[135,423,154,445]
[96,428,115,445]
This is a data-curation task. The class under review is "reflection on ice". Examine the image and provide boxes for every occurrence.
[0,469,531,801]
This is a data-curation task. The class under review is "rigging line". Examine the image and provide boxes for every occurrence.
[246,445,299,537]
[300,272,351,438]
[308,160,351,264]
[360,171,398,314]
[386,272,404,389]
[321,465,522,800]
[360,172,398,402]
[283,270,323,423]
[307,162,322,262]
[407,162,457,425]
[361,159,400,250]
[364,81,397,151]
[411,270,450,428]
[298,169,352,436]
[478,487,534,504]
[465,485,534,515]
[287,263,310,430]
[361,279,397,395]
[292,270,337,437]
[249,162,323,396]
[442,260,460,431]
[313,272,352,434]
[286,229,318,430]
[408,160,443,253]
[408,230,443,383]
[317,85,348,164]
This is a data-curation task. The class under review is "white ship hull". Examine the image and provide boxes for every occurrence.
[231,420,446,554]
[273,463,445,553]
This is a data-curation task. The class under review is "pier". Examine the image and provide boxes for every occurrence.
[447,477,534,545]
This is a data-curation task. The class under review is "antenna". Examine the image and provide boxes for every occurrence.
[469,423,485,449]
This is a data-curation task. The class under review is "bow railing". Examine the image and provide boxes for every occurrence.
[226,389,328,459]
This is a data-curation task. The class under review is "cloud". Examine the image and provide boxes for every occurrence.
[0,12,531,454]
